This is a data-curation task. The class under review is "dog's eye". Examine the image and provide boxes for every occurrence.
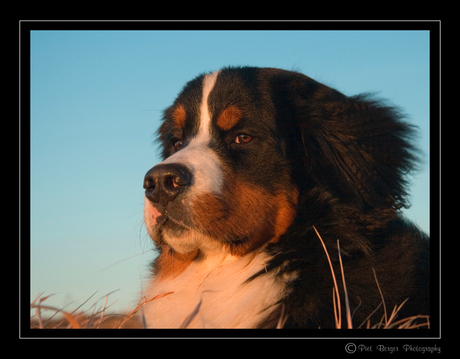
[234,134,253,145]
[173,140,183,151]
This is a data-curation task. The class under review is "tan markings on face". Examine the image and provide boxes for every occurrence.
[189,176,298,256]
[172,104,186,129]
[217,105,243,131]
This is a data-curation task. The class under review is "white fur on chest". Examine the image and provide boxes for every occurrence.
[142,251,286,328]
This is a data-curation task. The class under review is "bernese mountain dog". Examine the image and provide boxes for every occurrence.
[142,67,429,329]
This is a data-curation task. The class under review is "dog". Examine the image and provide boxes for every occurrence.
[142,67,429,328]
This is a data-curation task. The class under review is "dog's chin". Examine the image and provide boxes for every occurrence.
[162,229,222,255]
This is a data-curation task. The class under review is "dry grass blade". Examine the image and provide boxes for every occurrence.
[99,249,154,272]
[372,267,388,324]
[388,315,430,329]
[312,227,429,330]
[35,306,43,329]
[276,303,288,329]
[313,225,341,328]
[60,311,82,329]
[337,240,352,329]
[31,303,82,329]
[386,298,409,327]
[96,294,110,329]
[69,291,98,317]
[380,298,430,329]
[32,293,57,329]
[357,302,383,329]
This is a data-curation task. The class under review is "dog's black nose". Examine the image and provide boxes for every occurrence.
[143,163,192,205]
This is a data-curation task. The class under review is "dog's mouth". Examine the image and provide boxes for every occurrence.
[147,203,167,226]
[146,200,193,235]
[145,199,220,254]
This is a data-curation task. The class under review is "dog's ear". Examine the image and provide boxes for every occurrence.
[270,70,419,210]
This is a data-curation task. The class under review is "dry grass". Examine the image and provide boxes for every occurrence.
[31,228,429,329]
[29,292,171,329]
[312,225,430,330]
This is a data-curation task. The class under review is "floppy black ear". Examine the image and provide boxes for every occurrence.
[272,71,419,210]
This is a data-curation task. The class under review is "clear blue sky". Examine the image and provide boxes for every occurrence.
[30,30,430,313]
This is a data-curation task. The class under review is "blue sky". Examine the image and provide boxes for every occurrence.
[30,30,430,313]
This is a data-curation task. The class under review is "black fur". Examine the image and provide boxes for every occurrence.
[245,68,430,328]
[155,67,430,328]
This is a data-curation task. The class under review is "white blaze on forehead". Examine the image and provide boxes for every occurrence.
[161,71,223,195]
[197,70,219,143]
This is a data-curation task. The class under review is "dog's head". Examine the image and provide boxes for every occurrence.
[143,67,416,258]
